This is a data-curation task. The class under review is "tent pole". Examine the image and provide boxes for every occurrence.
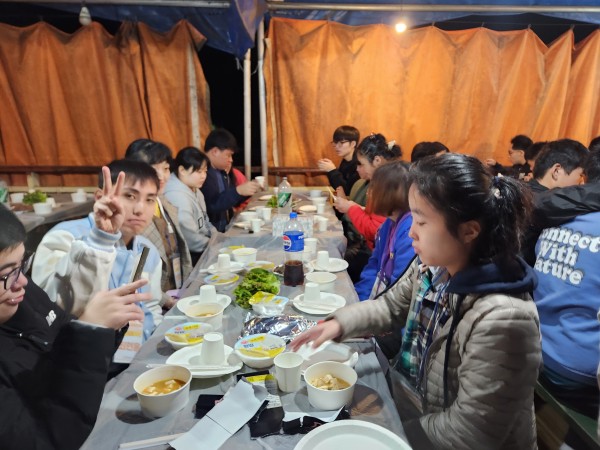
[243,48,251,180]
[257,19,268,179]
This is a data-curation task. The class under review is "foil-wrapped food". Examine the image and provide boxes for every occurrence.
[241,314,316,343]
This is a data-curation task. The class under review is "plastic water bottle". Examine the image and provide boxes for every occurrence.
[0,180,8,204]
[277,177,292,216]
[283,212,304,286]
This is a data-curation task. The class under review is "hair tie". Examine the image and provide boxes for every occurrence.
[492,175,502,199]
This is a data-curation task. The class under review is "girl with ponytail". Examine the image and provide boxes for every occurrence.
[291,153,541,449]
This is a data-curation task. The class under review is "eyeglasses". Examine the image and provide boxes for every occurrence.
[1,252,34,290]
[331,140,349,147]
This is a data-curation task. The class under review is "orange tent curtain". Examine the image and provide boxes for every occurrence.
[265,18,600,186]
[0,20,211,187]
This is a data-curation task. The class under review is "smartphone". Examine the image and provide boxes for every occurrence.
[131,245,150,283]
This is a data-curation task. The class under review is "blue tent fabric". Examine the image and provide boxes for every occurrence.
[42,1,600,56]
[227,0,268,58]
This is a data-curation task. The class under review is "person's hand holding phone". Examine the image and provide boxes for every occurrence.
[94,166,126,235]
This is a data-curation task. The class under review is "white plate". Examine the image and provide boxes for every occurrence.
[207,261,245,274]
[245,261,276,271]
[293,293,346,315]
[166,344,242,379]
[259,195,274,201]
[203,273,240,286]
[294,420,411,450]
[311,258,349,273]
[297,341,359,375]
[298,205,317,213]
[176,294,232,313]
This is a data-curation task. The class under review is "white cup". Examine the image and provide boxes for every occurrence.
[46,197,56,207]
[10,193,24,203]
[316,216,328,232]
[316,250,329,268]
[200,332,225,365]
[304,282,321,303]
[316,203,325,214]
[303,237,317,262]
[255,176,265,189]
[251,218,262,233]
[274,352,304,393]
[199,284,217,302]
[217,254,231,271]
[261,207,272,221]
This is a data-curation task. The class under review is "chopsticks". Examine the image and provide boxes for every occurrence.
[119,433,185,449]
[327,186,336,203]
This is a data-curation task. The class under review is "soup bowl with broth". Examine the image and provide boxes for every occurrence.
[304,361,357,410]
[133,365,192,418]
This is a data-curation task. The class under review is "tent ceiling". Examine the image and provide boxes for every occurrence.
[1,1,598,55]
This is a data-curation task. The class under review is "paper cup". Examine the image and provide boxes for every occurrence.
[200,332,225,365]
[304,282,321,302]
[303,237,317,262]
[10,193,24,203]
[316,251,329,268]
[217,254,231,271]
[255,176,265,188]
[316,203,325,214]
[317,217,328,232]
[261,207,272,221]
[199,284,217,302]
[251,218,262,233]
[274,352,304,393]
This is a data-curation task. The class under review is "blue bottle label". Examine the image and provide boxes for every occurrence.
[283,230,304,252]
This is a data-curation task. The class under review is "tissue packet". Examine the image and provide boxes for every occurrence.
[237,371,284,438]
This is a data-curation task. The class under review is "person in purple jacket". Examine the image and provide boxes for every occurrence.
[355,161,415,300]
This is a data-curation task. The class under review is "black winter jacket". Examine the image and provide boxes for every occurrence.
[0,279,114,450]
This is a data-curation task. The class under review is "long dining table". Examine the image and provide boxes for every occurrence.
[82,190,407,449]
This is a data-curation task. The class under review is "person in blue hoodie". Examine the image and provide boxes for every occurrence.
[292,153,541,449]
[354,160,415,300]
[533,148,600,417]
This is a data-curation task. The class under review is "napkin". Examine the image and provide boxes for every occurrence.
[170,379,268,450]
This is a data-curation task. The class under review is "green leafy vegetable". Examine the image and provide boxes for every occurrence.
[234,268,280,309]
[266,196,277,208]
[23,191,47,205]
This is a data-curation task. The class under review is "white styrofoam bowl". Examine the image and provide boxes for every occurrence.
[133,365,192,418]
[304,361,357,410]
[231,247,258,264]
[234,333,286,369]
[33,202,52,215]
[183,302,224,330]
[305,271,336,293]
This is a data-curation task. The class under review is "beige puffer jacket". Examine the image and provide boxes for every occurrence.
[334,259,541,449]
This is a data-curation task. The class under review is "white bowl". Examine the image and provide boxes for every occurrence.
[231,247,258,264]
[183,302,224,329]
[311,197,327,205]
[33,202,52,215]
[239,211,258,221]
[304,361,357,410]
[305,271,336,293]
[164,321,213,350]
[234,333,286,369]
[133,365,192,418]
[71,192,87,203]
[309,190,323,198]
